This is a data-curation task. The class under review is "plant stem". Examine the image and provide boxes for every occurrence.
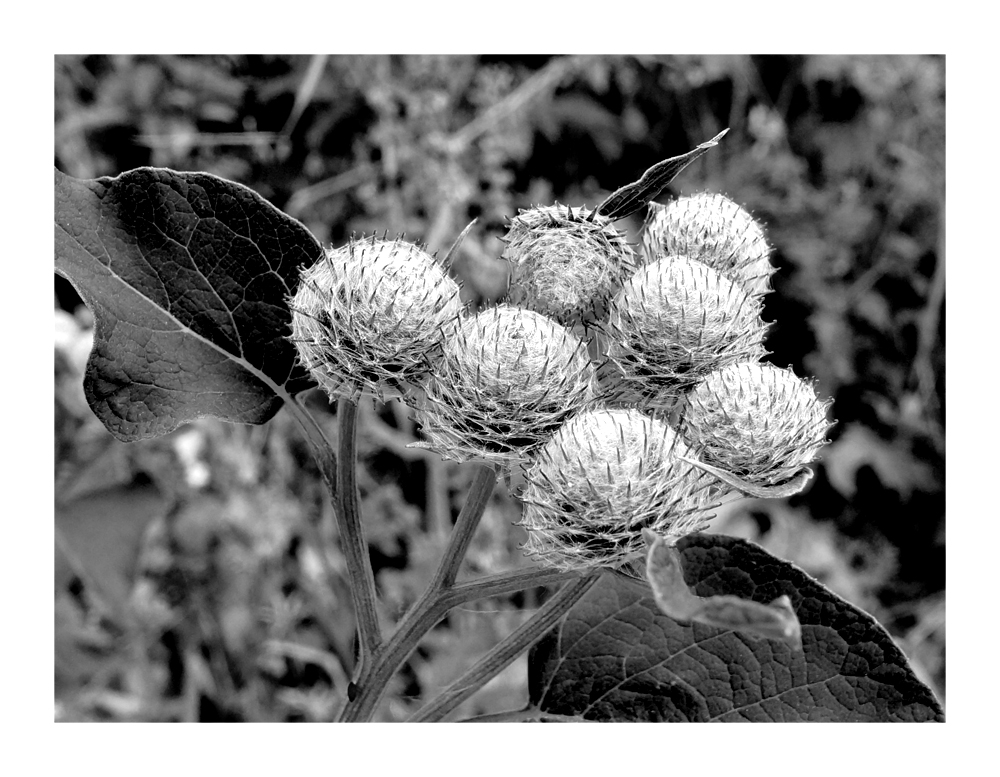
[287,395,382,677]
[457,707,587,723]
[445,567,582,607]
[337,462,497,721]
[432,464,497,588]
[337,465,590,722]
[290,396,590,722]
[286,395,337,500]
[335,565,583,720]
[458,707,541,722]
[407,574,599,722]
[335,398,383,669]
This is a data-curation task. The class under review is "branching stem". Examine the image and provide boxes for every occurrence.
[337,463,583,722]
[290,397,590,722]
[287,395,382,677]
[407,574,598,722]
[337,462,495,721]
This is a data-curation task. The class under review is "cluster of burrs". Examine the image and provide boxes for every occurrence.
[288,137,832,573]
[499,188,830,571]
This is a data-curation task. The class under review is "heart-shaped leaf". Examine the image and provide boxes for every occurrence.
[54,167,322,441]
[529,533,943,721]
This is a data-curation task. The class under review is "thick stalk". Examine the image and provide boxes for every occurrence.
[335,399,383,669]
[290,398,585,721]
[287,396,382,677]
[337,462,496,721]
[407,574,599,722]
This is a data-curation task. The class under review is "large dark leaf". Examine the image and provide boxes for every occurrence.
[55,167,321,441]
[529,533,943,721]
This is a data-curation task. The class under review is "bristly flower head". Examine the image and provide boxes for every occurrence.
[501,204,637,325]
[289,236,463,402]
[414,304,596,466]
[681,361,833,487]
[518,407,717,572]
[642,193,774,296]
[602,255,768,405]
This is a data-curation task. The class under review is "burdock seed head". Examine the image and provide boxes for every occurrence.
[602,255,768,404]
[501,204,637,325]
[289,236,463,403]
[642,193,774,296]
[681,361,833,487]
[518,407,717,572]
[414,304,596,466]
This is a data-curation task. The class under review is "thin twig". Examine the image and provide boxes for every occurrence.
[408,574,599,722]
[458,706,541,722]
[280,54,329,138]
[911,196,945,443]
[364,412,439,462]
[132,131,280,148]
[458,707,589,723]
[443,56,589,156]
[445,567,582,605]
[284,163,375,218]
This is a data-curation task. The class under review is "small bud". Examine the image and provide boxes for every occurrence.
[602,255,768,404]
[518,407,716,572]
[642,193,774,295]
[502,204,637,325]
[680,362,832,487]
[414,305,596,466]
[289,237,463,403]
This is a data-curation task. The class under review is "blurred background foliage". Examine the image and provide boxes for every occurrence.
[54,54,945,721]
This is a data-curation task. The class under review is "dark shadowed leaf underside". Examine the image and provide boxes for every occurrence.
[54,167,321,441]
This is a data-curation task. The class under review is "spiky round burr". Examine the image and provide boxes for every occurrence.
[518,407,717,572]
[602,255,768,405]
[501,204,638,325]
[289,236,463,402]
[681,361,832,487]
[642,193,774,296]
[414,304,597,466]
